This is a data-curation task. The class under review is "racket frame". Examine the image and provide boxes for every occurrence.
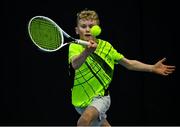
[28,16,89,52]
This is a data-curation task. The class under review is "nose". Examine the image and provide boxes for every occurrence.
[85,26,90,32]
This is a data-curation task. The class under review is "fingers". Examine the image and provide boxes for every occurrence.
[165,65,176,69]
[87,40,97,48]
[165,64,176,72]
[159,57,166,63]
[85,40,97,54]
[162,71,172,76]
[166,68,175,73]
[163,71,174,76]
[162,67,176,76]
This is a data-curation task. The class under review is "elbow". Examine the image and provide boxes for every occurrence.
[72,60,82,70]
[72,62,79,70]
[71,57,80,70]
[125,60,135,70]
[126,65,134,70]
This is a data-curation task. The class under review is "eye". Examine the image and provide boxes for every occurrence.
[80,25,86,29]
[89,25,94,28]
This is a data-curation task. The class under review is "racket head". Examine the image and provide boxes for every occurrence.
[28,16,64,52]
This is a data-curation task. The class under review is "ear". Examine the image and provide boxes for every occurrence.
[75,27,79,35]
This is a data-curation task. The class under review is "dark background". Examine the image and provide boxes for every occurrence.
[2,0,179,126]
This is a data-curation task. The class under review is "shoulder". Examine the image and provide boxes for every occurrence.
[97,38,110,43]
[97,39,113,47]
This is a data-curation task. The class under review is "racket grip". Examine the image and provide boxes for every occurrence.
[76,39,90,46]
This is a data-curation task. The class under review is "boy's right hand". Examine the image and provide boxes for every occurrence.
[85,40,97,54]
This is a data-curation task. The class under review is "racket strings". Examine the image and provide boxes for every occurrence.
[30,18,62,50]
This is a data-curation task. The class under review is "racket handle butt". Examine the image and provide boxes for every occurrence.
[76,39,90,46]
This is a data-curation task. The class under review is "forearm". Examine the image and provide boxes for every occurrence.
[119,57,175,75]
[126,60,154,72]
[71,49,90,70]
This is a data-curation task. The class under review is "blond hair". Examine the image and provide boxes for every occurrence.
[76,9,100,25]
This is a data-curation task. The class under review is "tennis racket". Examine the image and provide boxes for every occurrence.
[28,16,90,52]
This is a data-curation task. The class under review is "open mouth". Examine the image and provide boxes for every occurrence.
[84,34,93,40]
[85,33,91,37]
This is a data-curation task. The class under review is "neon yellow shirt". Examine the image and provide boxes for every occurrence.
[68,39,124,107]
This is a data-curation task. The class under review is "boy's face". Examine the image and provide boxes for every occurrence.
[76,19,97,41]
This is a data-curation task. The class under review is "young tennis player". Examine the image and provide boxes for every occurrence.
[68,9,176,126]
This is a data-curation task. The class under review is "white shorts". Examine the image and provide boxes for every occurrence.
[75,95,111,126]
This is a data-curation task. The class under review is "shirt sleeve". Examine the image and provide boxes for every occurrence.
[111,46,124,64]
[68,43,83,64]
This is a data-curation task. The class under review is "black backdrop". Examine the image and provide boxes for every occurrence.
[2,0,179,126]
